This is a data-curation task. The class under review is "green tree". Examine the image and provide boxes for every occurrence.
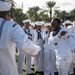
[70,9,75,20]
[54,10,70,22]
[26,6,40,21]
[42,1,59,21]
[4,0,27,26]
[39,11,48,21]
[13,8,28,26]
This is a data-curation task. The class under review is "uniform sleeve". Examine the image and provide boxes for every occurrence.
[33,30,38,43]
[42,31,48,41]
[66,33,75,51]
[48,32,61,45]
[71,32,75,40]
[11,25,40,55]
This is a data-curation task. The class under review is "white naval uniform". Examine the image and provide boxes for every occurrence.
[42,30,55,75]
[34,29,44,72]
[70,22,75,64]
[48,26,73,75]
[0,18,40,75]
[18,27,35,75]
[66,26,75,75]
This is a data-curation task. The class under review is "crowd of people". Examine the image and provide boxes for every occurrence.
[0,0,75,75]
[17,18,75,75]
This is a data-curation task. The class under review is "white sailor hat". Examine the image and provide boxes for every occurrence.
[30,22,35,27]
[40,21,45,25]
[35,21,43,26]
[64,20,72,25]
[0,1,12,12]
[44,23,51,26]
[22,19,31,24]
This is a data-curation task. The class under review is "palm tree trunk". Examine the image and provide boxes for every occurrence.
[50,8,52,22]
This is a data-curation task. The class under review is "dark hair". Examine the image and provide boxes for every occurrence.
[0,11,10,19]
[53,18,61,24]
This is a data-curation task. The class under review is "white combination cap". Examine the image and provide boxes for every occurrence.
[35,21,43,26]
[30,22,35,27]
[41,21,45,25]
[44,23,51,26]
[64,20,72,25]
[22,19,31,24]
[0,1,12,11]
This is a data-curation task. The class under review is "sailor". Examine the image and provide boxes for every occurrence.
[0,1,40,75]
[63,20,74,75]
[42,23,56,75]
[48,18,73,75]
[34,21,44,74]
[18,19,35,75]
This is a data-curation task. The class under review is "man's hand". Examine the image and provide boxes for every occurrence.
[28,37,32,40]
[60,31,67,36]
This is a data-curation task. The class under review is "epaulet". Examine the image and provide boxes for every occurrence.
[12,23,18,27]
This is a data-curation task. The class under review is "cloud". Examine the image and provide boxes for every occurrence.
[58,1,73,6]
[14,0,75,13]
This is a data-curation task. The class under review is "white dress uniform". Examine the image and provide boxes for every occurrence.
[30,22,36,66]
[0,1,40,75]
[63,20,75,75]
[0,18,40,75]
[34,29,44,72]
[18,20,35,75]
[72,22,75,64]
[66,26,74,75]
[24,28,35,74]
[34,21,44,72]
[42,30,55,75]
[48,26,73,75]
[66,22,75,75]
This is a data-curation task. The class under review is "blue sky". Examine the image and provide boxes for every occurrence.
[13,0,75,13]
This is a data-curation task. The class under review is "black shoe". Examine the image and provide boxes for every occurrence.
[69,74,74,75]
[31,67,35,71]
[27,73,35,75]
[23,69,26,72]
[32,64,34,67]
[35,71,40,74]
[54,72,58,75]
[39,71,44,75]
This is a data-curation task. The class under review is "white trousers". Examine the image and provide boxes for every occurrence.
[73,52,75,64]
[44,49,55,75]
[18,50,25,75]
[35,49,44,72]
[26,54,32,74]
[31,57,35,65]
[18,50,32,75]
[56,53,73,75]
[68,61,74,74]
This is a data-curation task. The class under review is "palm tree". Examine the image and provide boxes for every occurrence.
[26,6,40,21]
[70,9,75,19]
[42,1,58,21]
